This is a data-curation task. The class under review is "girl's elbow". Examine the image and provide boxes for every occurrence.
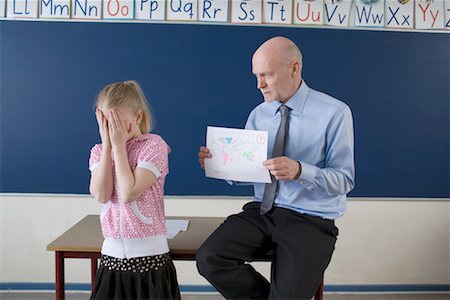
[121,191,139,204]
[97,196,110,204]
[90,189,111,204]
[93,193,110,204]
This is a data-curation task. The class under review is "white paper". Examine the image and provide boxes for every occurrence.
[263,0,293,24]
[198,0,229,22]
[71,0,102,19]
[446,0,450,30]
[40,0,71,19]
[324,0,352,27]
[7,0,38,18]
[0,0,6,18]
[415,0,444,29]
[135,0,166,21]
[166,219,189,239]
[103,0,135,19]
[205,126,271,183]
[385,0,414,29]
[231,0,262,23]
[293,0,324,25]
[166,0,198,21]
[354,0,385,28]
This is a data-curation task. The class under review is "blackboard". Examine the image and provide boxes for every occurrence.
[1,20,449,197]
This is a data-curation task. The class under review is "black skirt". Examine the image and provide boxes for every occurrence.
[90,253,181,300]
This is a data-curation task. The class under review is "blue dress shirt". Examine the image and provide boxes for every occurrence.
[234,81,355,220]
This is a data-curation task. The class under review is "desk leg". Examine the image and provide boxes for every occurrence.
[91,257,98,290]
[55,251,65,300]
[314,278,324,300]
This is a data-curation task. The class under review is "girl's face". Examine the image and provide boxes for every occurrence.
[101,104,143,137]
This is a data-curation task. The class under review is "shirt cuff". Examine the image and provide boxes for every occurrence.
[137,161,161,178]
[297,161,317,185]
[89,162,100,172]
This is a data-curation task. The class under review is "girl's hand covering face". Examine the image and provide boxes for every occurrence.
[95,108,111,147]
[108,109,130,148]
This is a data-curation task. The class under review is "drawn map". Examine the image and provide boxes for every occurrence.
[205,126,271,183]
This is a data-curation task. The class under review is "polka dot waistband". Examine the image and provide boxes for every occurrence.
[100,253,170,273]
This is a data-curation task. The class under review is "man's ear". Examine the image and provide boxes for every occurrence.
[292,61,301,78]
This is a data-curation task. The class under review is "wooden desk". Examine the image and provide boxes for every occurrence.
[47,215,323,300]
[47,215,224,300]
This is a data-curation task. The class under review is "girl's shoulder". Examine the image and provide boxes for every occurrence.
[90,143,103,154]
[134,134,171,154]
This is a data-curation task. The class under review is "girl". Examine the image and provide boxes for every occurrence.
[89,80,180,299]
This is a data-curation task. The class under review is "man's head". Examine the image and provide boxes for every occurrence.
[252,36,302,103]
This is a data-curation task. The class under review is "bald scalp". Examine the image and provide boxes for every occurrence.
[254,36,302,67]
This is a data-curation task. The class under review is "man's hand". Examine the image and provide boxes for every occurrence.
[198,146,212,169]
[263,157,301,180]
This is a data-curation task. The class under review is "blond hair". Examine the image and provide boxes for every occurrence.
[96,80,154,133]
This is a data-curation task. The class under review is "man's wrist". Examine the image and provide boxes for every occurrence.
[294,161,302,180]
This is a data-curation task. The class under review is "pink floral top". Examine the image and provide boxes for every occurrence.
[89,134,171,258]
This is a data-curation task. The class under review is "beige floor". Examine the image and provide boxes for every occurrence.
[1,292,450,300]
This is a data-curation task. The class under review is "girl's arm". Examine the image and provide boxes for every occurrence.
[89,147,114,203]
[113,145,157,203]
[109,109,157,203]
[89,109,114,203]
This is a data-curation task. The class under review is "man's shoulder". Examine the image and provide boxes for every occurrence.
[307,87,350,113]
[248,101,271,117]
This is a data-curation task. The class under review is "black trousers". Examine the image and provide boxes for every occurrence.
[196,202,338,300]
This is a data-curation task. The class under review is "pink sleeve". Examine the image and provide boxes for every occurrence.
[89,144,102,172]
[137,136,170,178]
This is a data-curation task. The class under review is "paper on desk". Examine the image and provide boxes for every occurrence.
[166,219,189,239]
[205,126,271,183]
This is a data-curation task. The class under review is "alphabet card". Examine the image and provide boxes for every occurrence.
[0,0,5,17]
[40,0,71,18]
[415,0,444,29]
[72,0,101,19]
[324,0,352,27]
[231,0,262,24]
[198,0,229,22]
[103,0,134,19]
[293,0,324,25]
[354,0,385,27]
[445,0,450,29]
[7,0,39,18]
[135,0,165,20]
[385,0,414,29]
[166,0,198,21]
[263,0,293,24]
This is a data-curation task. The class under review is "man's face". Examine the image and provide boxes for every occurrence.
[252,52,295,103]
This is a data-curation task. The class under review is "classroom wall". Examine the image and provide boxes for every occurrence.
[2,21,449,198]
[0,194,449,288]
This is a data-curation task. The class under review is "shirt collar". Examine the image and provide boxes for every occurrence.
[264,80,310,115]
[127,133,151,144]
[285,80,309,114]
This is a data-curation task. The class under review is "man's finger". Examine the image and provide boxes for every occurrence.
[199,146,210,153]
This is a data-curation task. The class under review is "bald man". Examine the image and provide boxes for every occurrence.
[196,37,355,299]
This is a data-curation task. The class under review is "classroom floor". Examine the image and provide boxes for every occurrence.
[1,292,450,300]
